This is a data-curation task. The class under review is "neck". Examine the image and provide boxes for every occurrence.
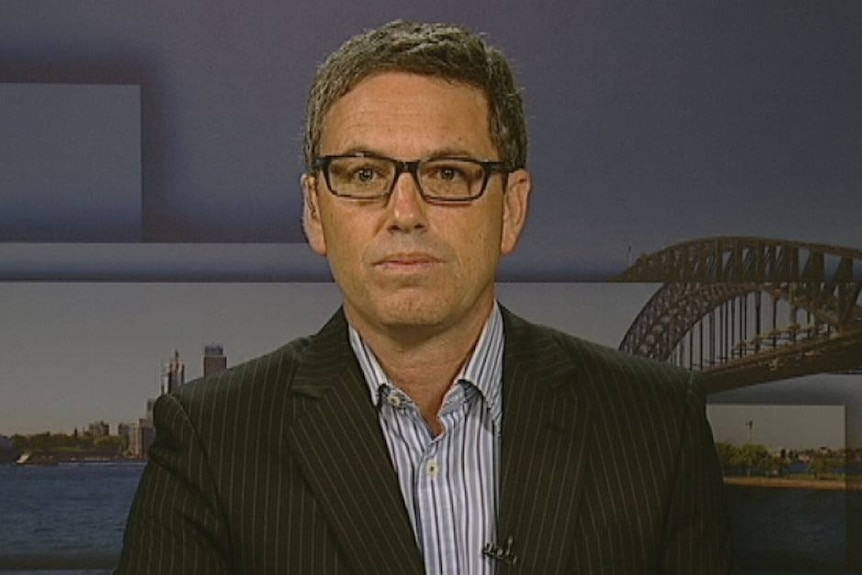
[348,302,494,429]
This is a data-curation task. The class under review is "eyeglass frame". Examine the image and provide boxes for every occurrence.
[309,153,512,203]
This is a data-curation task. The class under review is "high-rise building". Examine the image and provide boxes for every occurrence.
[87,420,110,439]
[203,344,227,377]
[118,422,135,456]
[137,418,155,459]
[163,350,185,394]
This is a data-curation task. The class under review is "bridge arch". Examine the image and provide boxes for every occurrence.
[616,237,862,391]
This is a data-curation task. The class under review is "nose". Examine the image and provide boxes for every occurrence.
[385,170,428,232]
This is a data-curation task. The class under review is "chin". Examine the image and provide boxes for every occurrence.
[378,307,446,329]
[373,296,451,328]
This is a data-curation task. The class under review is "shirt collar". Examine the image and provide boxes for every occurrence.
[348,302,504,429]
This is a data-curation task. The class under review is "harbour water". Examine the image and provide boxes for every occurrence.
[0,462,142,574]
[0,462,858,573]
[725,483,853,571]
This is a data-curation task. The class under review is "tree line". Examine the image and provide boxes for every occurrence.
[3,430,128,457]
[715,442,856,479]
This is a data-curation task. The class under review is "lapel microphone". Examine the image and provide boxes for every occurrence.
[482,535,518,566]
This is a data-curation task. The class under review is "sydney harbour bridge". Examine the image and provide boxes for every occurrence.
[615,237,862,393]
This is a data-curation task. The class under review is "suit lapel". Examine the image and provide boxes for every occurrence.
[286,311,424,575]
[498,310,593,574]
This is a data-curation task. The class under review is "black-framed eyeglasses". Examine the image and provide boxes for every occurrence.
[311,153,509,202]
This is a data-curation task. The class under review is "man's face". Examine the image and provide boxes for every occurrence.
[303,72,531,338]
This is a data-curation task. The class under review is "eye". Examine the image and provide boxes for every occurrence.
[353,166,378,183]
[437,166,462,181]
[425,162,470,183]
[331,158,390,186]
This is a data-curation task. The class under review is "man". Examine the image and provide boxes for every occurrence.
[117,20,733,574]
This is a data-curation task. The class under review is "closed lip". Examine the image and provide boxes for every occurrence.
[373,252,442,266]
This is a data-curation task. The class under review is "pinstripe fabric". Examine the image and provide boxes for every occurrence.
[116,307,733,575]
[497,311,734,574]
[349,305,503,575]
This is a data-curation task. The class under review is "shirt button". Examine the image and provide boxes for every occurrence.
[426,459,439,478]
[387,394,402,407]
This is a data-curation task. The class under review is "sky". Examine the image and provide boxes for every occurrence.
[707,404,845,451]
[1,281,859,449]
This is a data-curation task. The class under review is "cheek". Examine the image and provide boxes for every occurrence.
[321,206,361,250]
[318,216,360,274]
[327,229,362,267]
[457,221,504,272]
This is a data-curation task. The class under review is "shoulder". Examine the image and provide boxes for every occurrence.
[155,310,351,435]
[148,316,347,460]
[173,335,313,409]
[501,307,699,407]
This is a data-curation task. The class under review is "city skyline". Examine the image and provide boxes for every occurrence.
[3,344,226,437]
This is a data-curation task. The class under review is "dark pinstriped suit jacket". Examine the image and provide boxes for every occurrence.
[116,307,734,574]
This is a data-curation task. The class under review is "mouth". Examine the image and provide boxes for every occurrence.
[374,253,443,271]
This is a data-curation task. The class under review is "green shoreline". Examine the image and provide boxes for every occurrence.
[724,476,862,491]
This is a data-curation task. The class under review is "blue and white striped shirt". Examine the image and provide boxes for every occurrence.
[349,304,504,575]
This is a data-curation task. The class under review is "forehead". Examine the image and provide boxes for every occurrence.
[319,72,495,156]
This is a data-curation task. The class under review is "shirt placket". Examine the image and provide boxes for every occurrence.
[414,384,475,575]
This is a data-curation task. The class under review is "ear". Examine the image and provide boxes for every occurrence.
[500,168,531,255]
[301,174,327,256]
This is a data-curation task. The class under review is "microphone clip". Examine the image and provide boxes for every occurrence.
[482,535,518,566]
